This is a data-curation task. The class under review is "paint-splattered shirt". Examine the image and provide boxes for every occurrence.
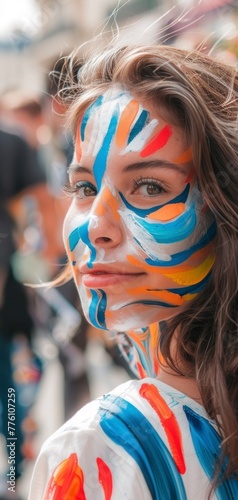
[29,379,238,499]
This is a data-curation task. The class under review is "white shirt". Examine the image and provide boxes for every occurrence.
[29,378,238,499]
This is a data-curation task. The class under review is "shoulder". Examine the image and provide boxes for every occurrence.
[30,379,221,500]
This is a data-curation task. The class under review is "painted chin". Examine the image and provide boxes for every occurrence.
[106,303,182,331]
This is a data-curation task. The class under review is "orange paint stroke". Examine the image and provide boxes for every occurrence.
[149,322,160,349]
[65,241,80,285]
[136,361,147,379]
[75,119,82,163]
[44,453,86,500]
[173,146,193,165]
[127,286,184,306]
[147,203,185,222]
[94,186,120,221]
[115,100,139,148]
[96,457,113,500]
[140,383,186,474]
[127,243,215,276]
[126,329,147,355]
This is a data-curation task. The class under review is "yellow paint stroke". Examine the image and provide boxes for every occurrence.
[127,243,215,275]
[147,203,185,222]
[183,292,198,301]
[127,286,184,306]
[115,100,139,147]
[163,254,215,286]
[173,146,193,165]
[94,186,120,221]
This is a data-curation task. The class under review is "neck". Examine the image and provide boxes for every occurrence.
[118,322,203,406]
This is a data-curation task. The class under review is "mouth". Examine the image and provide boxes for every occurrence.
[81,270,144,288]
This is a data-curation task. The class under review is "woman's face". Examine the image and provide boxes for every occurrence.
[63,89,215,331]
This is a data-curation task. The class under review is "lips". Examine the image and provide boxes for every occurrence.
[80,264,144,288]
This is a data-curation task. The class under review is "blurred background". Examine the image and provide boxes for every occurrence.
[0,0,237,499]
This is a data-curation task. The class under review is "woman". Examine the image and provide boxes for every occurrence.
[29,44,238,499]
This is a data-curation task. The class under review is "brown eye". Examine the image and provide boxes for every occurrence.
[132,178,165,197]
[146,183,163,195]
[83,185,96,196]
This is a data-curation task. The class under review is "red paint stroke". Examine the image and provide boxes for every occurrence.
[140,125,172,158]
[44,453,86,500]
[96,457,113,500]
[139,383,186,474]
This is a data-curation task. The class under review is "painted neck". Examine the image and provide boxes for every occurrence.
[117,322,203,405]
[117,322,163,379]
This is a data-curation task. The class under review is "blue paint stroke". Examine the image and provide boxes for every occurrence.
[97,289,107,328]
[88,289,106,330]
[134,204,197,244]
[144,220,216,268]
[93,107,119,189]
[99,394,186,500]
[184,406,238,499]
[121,299,177,309]
[69,227,81,252]
[81,96,103,141]
[149,273,212,296]
[128,337,156,377]
[68,221,96,268]
[128,110,149,144]
[119,184,190,218]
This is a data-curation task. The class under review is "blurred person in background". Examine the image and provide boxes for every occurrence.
[0,122,46,500]
[0,88,74,498]
[1,86,91,421]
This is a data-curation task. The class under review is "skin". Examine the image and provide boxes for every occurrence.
[63,88,216,383]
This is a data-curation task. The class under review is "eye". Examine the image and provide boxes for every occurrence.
[132,178,166,197]
[64,181,97,199]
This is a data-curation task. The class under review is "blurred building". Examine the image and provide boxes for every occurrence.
[0,0,237,95]
[0,0,162,94]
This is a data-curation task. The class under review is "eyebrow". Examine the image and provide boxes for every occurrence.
[67,163,91,175]
[67,160,188,176]
[123,160,188,175]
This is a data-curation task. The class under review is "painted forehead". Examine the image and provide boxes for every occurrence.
[75,88,193,175]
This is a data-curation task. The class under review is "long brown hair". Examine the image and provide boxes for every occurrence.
[59,43,238,482]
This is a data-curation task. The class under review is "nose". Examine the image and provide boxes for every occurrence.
[88,185,123,248]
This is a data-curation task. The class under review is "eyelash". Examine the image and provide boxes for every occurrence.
[64,177,167,199]
[132,177,167,196]
[63,181,97,197]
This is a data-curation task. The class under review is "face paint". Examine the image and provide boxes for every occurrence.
[64,88,216,375]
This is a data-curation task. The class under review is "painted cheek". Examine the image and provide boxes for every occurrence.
[66,186,121,274]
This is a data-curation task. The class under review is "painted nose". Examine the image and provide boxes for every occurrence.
[88,185,123,247]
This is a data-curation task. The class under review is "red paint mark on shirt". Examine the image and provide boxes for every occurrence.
[96,457,113,500]
[140,125,172,158]
[44,453,86,499]
[139,383,186,474]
